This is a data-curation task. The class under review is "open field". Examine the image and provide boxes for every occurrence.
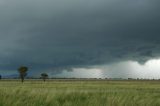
[0,80,160,106]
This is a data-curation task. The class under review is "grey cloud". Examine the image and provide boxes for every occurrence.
[0,0,160,76]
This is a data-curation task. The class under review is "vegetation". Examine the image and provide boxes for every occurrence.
[0,80,160,106]
[41,73,48,82]
[18,66,28,83]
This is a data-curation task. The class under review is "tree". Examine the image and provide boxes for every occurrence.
[0,75,1,80]
[18,66,28,83]
[41,73,48,82]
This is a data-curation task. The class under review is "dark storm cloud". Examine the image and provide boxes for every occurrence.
[0,0,160,75]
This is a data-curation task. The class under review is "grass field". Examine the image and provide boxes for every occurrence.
[0,79,160,106]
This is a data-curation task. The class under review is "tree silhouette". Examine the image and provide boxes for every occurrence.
[0,75,1,80]
[18,66,28,83]
[41,73,48,82]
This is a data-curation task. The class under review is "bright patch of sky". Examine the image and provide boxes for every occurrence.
[54,59,160,79]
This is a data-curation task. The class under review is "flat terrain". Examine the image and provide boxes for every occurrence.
[0,79,160,106]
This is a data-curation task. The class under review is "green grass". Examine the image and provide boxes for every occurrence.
[0,80,160,106]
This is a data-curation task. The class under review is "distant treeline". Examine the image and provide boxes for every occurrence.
[0,66,160,82]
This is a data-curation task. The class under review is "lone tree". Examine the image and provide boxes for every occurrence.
[0,75,1,80]
[41,73,48,82]
[18,66,28,83]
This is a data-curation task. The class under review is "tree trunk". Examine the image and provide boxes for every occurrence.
[21,77,24,83]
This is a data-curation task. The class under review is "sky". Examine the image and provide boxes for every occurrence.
[0,0,160,79]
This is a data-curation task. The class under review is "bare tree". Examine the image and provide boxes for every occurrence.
[18,66,28,83]
[41,73,48,82]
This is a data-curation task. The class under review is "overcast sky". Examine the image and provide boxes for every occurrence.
[0,0,160,78]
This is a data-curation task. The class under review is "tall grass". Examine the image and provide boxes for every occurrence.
[0,80,160,106]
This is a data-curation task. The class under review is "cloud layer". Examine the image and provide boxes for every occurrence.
[0,0,160,77]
